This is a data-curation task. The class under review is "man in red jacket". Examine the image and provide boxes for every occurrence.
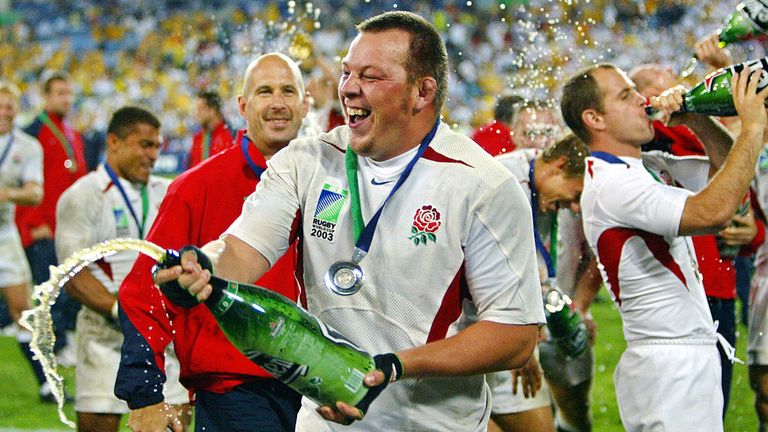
[116,52,308,432]
[18,69,87,373]
[186,91,234,169]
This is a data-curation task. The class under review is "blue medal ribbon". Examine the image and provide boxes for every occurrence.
[240,131,266,179]
[104,163,149,239]
[345,119,440,262]
[0,131,15,170]
[528,159,557,279]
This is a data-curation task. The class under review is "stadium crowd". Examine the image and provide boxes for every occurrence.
[2,1,768,431]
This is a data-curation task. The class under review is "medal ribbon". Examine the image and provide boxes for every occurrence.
[104,163,149,239]
[39,112,77,172]
[344,119,440,262]
[240,131,266,179]
[202,130,212,160]
[0,131,15,170]
[528,159,558,279]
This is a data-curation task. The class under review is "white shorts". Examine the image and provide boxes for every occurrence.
[539,338,594,387]
[74,308,188,414]
[614,341,722,432]
[749,261,768,365]
[488,346,551,415]
[0,233,31,287]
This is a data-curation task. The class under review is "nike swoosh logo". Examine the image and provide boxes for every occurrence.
[371,178,394,186]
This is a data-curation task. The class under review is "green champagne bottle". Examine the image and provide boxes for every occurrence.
[679,0,768,78]
[718,0,768,46]
[157,249,376,407]
[648,56,768,117]
[544,288,588,357]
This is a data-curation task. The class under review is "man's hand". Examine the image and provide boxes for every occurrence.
[29,224,53,241]
[127,402,183,432]
[154,248,213,303]
[511,354,542,398]
[732,66,768,135]
[650,85,687,124]
[316,353,402,424]
[720,212,758,246]
[580,310,597,347]
[695,32,732,70]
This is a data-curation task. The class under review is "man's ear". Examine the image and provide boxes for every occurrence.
[413,77,437,113]
[106,132,119,152]
[581,108,605,132]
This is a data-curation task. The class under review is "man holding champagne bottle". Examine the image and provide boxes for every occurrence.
[155,11,545,432]
[561,63,768,431]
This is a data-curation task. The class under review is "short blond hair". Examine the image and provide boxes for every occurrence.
[0,80,21,109]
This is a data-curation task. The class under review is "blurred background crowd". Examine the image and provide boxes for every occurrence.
[0,0,762,173]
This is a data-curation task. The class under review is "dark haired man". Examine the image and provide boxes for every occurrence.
[56,106,190,432]
[561,63,767,431]
[156,11,544,432]
[187,90,234,169]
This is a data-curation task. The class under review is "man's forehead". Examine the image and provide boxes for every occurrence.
[343,30,409,65]
[595,67,634,95]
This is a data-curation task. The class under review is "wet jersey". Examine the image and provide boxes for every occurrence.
[226,122,545,431]
[581,152,715,343]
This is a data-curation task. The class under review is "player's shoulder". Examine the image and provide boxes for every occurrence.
[426,122,514,190]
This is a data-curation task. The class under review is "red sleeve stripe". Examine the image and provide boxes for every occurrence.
[597,227,690,307]
[426,262,470,343]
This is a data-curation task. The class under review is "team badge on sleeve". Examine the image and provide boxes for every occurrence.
[311,183,348,242]
[409,205,441,246]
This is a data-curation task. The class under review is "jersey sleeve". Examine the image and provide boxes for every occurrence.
[115,180,190,409]
[54,181,99,260]
[20,135,43,185]
[593,165,692,238]
[463,177,546,325]
[643,150,710,192]
[225,146,300,266]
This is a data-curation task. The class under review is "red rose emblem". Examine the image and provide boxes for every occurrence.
[413,205,441,233]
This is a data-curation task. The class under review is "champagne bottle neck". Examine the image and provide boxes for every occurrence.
[204,275,233,314]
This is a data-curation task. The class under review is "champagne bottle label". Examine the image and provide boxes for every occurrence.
[211,282,238,315]
[685,56,768,116]
[742,0,768,32]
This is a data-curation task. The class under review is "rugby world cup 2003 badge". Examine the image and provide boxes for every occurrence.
[311,183,348,242]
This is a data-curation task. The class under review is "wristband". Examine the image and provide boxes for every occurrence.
[354,353,404,416]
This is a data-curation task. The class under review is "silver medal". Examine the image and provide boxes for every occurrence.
[325,259,364,296]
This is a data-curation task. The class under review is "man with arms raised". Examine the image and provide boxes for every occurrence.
[156,11,543,432]
[561,64,767,431]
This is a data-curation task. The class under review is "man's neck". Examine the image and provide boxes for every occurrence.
[204,116,223,132]
[44,109,65,120]
[589,135,642,158]
[371,115,438,162]
[246,132,282,161]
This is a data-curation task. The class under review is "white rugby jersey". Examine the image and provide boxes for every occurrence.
[55,164,169,293]
[0,129,42,239]
[581,152,714,343]
[227,122,545,431]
